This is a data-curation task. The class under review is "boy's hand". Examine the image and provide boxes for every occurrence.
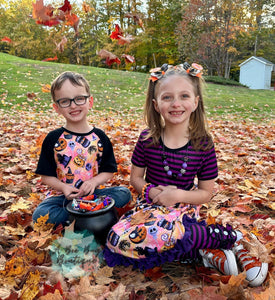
[77,179,97,197]
[64,186,80,200]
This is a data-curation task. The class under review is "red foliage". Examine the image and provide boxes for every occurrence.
[42,55,58,62]
[122,54,135,64]
[59,0,72,12]
[110,24,123,40]
[1,36,12,43]
[97,49,121,66]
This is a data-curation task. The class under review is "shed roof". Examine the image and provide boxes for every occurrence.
[239,56,274,67]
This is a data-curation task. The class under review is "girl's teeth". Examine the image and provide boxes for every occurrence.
[171,112,182,115]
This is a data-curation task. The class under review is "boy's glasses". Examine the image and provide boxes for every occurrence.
[56,95,90,108]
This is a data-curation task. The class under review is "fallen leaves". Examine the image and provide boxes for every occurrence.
[219,272,247,298]
[0,109,274,299]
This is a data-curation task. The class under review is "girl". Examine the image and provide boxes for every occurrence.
[103,63,268,286]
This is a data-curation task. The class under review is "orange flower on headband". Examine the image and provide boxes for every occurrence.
[183,62,203,78]
[149,62,203,82]
[149,64,169,82]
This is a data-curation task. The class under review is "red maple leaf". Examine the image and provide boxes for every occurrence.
[32,0,60,27]
[36,19,60,26]
[110,24,123,40]
[42,55,58,61]
[64,13,79,27]
[59,0,72,12]
[121,54,135,64]
[106,57,121,66]
[1,36,12,43]
[98,49,121,66]
[42,281,64,296]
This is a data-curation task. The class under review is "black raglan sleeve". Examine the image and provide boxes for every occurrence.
[35,128,64,177]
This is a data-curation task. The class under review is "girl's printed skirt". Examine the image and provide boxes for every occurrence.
[104,200,205,270]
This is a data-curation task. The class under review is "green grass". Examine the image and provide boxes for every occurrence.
[0,53,147,113]
[0,52,274,121]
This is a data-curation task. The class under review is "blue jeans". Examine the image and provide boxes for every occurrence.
[32,186,131,227]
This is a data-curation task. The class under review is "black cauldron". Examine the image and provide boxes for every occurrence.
[66,198,118,245]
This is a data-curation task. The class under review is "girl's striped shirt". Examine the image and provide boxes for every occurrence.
[131,129,218,190]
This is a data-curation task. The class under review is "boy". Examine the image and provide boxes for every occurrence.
[33,71,131,227]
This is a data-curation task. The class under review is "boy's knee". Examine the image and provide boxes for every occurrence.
[115,187,132,207]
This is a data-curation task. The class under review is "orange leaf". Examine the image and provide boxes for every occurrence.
[220,272,246,298]
[130,209,152,226]
[206,213,216,225]
[144,266,165,281]
[41,84,51,93]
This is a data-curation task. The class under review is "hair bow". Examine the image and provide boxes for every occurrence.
[182,62,203,77]
[149,63,169,82]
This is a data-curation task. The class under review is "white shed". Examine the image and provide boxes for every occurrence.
[239,56,274,89]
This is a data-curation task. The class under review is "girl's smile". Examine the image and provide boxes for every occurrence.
[153,75,199,126]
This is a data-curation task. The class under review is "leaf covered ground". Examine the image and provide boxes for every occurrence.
[0,108,274,300]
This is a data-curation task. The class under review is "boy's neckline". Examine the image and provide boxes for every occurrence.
[62,125,94,135]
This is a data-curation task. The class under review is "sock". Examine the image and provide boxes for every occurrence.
[189,223,237,251]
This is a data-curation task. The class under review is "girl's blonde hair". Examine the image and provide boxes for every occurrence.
[51,71,90,101]
[144,66,213,151]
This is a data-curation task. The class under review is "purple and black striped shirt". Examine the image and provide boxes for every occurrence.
[131,129,218,190]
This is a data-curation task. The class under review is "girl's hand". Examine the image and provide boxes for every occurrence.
[151,185,178,206]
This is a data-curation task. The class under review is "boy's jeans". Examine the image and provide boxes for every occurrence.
[32,186,131,227]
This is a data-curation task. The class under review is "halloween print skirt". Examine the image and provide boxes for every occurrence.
[104,200,205,270]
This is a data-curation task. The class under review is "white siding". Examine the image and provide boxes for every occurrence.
[239,57,273,90]
[263,65,272,89]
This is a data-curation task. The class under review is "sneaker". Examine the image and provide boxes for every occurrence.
[233,240,268,287]
[199,249,238,276]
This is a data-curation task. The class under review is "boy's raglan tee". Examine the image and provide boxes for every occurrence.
[36,127,117,196]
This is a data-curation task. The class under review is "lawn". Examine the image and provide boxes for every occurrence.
[1,52,274,121]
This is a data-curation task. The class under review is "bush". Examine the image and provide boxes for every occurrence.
[205,76,246,87]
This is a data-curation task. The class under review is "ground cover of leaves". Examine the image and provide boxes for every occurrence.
[0,108,274,300]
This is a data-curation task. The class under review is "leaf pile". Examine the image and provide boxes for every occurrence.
[0,108,274,300]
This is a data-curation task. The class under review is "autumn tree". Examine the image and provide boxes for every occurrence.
[176,0,274,78]
[0,0,54,60]
[176,0,249,77]
[129,0,188,69]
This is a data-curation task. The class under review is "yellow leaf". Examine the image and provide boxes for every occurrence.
[244,179,257,190]
[25,247,45,264]
[1,256,27,277]
[41,84,51,93]
[0,191,17,200]
[10,198,31,212]
[114,119,121,127]
[20,270,40,300]
[207,208,220,217]
[220,271,246,297]
[3,225,26,236]
[33,214,54,232]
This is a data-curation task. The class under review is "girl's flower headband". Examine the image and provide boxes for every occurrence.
[149,62,203,82]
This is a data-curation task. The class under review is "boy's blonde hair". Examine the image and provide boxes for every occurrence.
[51,71,90,101]
[144,66,213,151]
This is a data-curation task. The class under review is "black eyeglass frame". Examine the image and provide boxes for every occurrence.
[55,95,90,108]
